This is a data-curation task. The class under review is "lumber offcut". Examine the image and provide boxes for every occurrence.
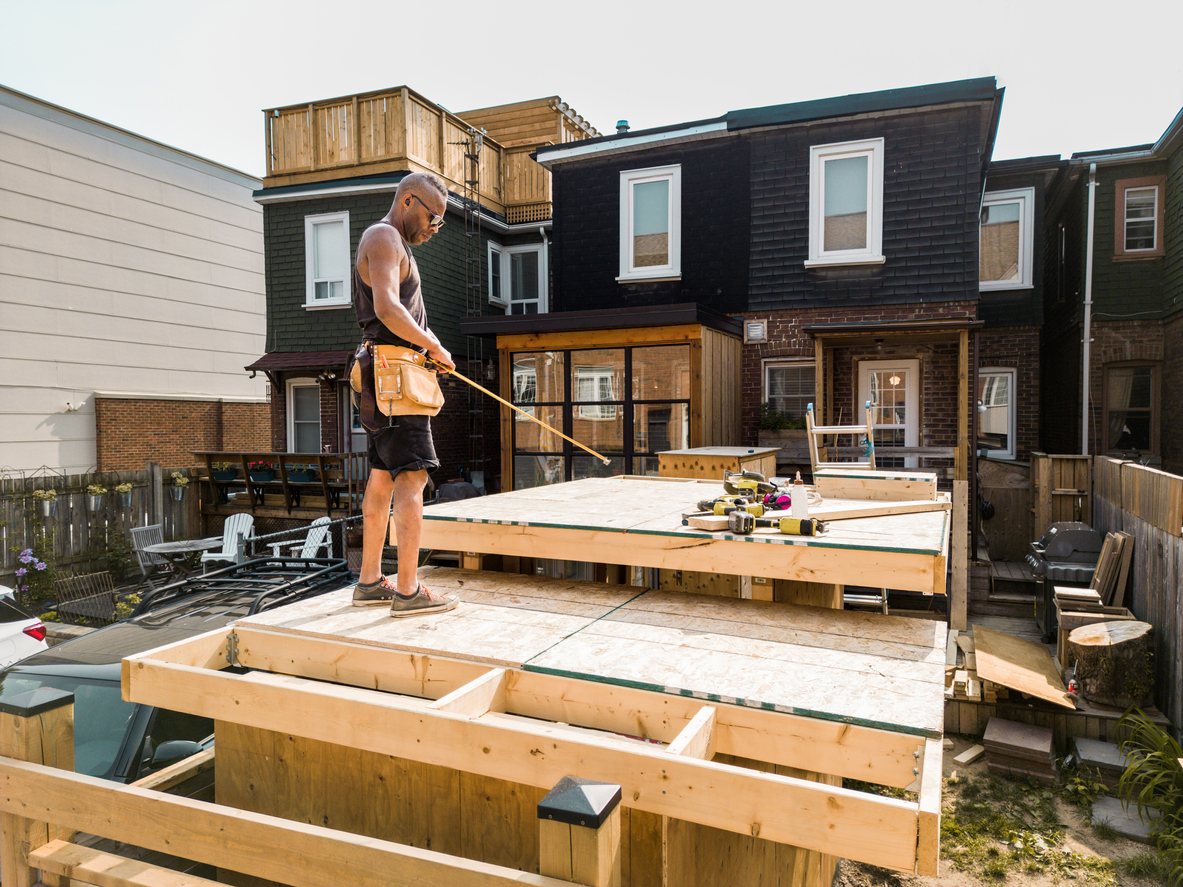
[1067,621,1154,708]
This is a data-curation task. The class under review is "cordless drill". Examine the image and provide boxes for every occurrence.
[727,512,824,536]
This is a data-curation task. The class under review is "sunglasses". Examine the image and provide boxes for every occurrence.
[409,194,446,230]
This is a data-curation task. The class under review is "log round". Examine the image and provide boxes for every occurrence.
[1067,621,1154,708]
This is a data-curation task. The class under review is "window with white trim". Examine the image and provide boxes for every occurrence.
[619,165,681,281]
[286,378,321,453]
[575,365,617,420]
[489,242,546,314]
[488,242,506,307]
[979,188,1034,289]
[763,361,815,423]
[807,139,884,267]
[304,212,350,306]
[977,368,1016,459]
[1115,177,1165,258]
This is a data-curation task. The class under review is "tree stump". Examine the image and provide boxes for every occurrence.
[1067,620,1154,708]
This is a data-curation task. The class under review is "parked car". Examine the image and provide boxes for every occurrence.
[0,596,48,668]
[0,557,352,784]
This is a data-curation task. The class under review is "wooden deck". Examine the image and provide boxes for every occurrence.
[418,475,952,596]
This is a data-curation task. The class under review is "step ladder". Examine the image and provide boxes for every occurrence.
[805,402,876,474]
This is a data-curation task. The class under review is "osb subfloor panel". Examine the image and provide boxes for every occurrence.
[237,566,946,736]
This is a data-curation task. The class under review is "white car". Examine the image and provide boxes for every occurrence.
[0,596,49,667]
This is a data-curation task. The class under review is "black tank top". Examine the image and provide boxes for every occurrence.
[354,222,428,350]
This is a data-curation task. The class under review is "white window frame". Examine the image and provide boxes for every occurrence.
[505,244,547,314]
[488,241,506,307]
[979,188,1034,290]
[762,360,816,421]
[977,367,1017,460]
[575,366,617,420]
[286,377,322,453]
[806,138,885,267]
[304,211,351,308]
[618,164,681,282]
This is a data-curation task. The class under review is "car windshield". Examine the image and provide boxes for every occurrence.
[0,672,135,777]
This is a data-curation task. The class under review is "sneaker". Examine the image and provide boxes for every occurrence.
[351,575,397,607]
[389,583,458,618]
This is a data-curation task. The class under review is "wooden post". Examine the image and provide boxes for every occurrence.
[538,776,622,887]
[0,688,75,887]
[951,480,968,630]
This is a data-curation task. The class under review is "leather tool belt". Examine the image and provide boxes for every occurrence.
[349,342,444,432]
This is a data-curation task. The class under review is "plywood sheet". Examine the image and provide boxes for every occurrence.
[237,568,641,669]
[236,568,946,737]
[972,624,1074,709]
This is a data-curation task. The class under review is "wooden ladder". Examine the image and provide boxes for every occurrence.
[805,402,876,474]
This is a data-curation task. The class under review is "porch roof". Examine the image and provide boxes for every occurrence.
[245,351,353,373]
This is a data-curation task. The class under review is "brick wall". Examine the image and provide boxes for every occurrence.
[739,301,976,444]
[95,398,270,471]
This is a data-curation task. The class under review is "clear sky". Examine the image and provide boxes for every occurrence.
[4,0,1182,179]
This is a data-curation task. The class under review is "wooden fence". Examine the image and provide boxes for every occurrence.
[0,466,201,595]
[1092,456,1183,728]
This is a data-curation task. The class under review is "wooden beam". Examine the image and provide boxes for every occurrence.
[950,480,968,630]
[31,840,223,887]
[129,747,215,794]
[428,668,508,716]
[121,658,921,871]
[915,738,942,877]
[213,625,928,786]
[0,760,573,887]
[665,706,716,760]
[495,324,703,353]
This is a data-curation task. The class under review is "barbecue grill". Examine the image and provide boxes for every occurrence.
[1026,521,1104,638]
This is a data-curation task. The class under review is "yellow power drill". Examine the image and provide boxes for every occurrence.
[727,512,824,536]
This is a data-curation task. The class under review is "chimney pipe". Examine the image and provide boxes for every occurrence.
[616,120,629,134]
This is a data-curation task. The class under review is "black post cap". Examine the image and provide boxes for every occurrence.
[537,775,622,828]
[0,687,74,717]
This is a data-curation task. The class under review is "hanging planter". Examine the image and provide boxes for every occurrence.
[87,494,104,513]
[169,486,186,501]
[38,499,57,519]
[119,492,133,508]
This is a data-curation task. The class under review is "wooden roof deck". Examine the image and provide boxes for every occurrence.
[238,566,946,737]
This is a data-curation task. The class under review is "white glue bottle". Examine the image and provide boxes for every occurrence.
[791,471,809,519]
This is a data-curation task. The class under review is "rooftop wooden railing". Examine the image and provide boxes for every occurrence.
[264,88,599,223]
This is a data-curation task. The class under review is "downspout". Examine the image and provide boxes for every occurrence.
[539,226,549,312]
[1081,163,1097,456]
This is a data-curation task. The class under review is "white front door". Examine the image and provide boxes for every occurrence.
[858,359,919,467]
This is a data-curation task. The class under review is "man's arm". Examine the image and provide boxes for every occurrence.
[362,229,455,371]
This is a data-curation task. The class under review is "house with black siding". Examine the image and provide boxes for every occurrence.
[511,78,1011,498]
[1038,108,1183,476]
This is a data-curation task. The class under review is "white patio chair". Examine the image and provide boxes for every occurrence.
[200,513,255,571]
[267,517,332,559]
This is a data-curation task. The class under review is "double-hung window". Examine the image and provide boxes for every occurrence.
[807,139,884,267]
[1115,177,1165,258]
[619,165,681,281]
[763,361,815,424]
[489,242,547,314]
[979,188,1034,289]
[1103,363,1157,454]
[304,212,350,307]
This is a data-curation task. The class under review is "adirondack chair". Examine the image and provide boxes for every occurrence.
[200,513,255,571]
[267,517,332,559]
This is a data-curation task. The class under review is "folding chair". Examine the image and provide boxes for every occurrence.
[200,513,255,571]
[130,524,170,589]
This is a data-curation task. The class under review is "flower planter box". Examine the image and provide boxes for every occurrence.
[249,471,275,483]
[212,470,237,482]
[289,471,317,483]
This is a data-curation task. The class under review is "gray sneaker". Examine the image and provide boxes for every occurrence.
[389,583,458,618]
[351,576,397,607]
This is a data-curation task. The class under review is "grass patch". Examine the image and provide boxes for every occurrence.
[1123,848,1172,880]
[941,771,1118,885]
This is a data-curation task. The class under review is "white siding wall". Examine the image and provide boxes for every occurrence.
[0,87,268,473]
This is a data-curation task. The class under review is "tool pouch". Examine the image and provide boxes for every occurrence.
[349,343,444,431]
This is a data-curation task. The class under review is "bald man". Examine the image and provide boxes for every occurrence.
[351,171,458,616]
